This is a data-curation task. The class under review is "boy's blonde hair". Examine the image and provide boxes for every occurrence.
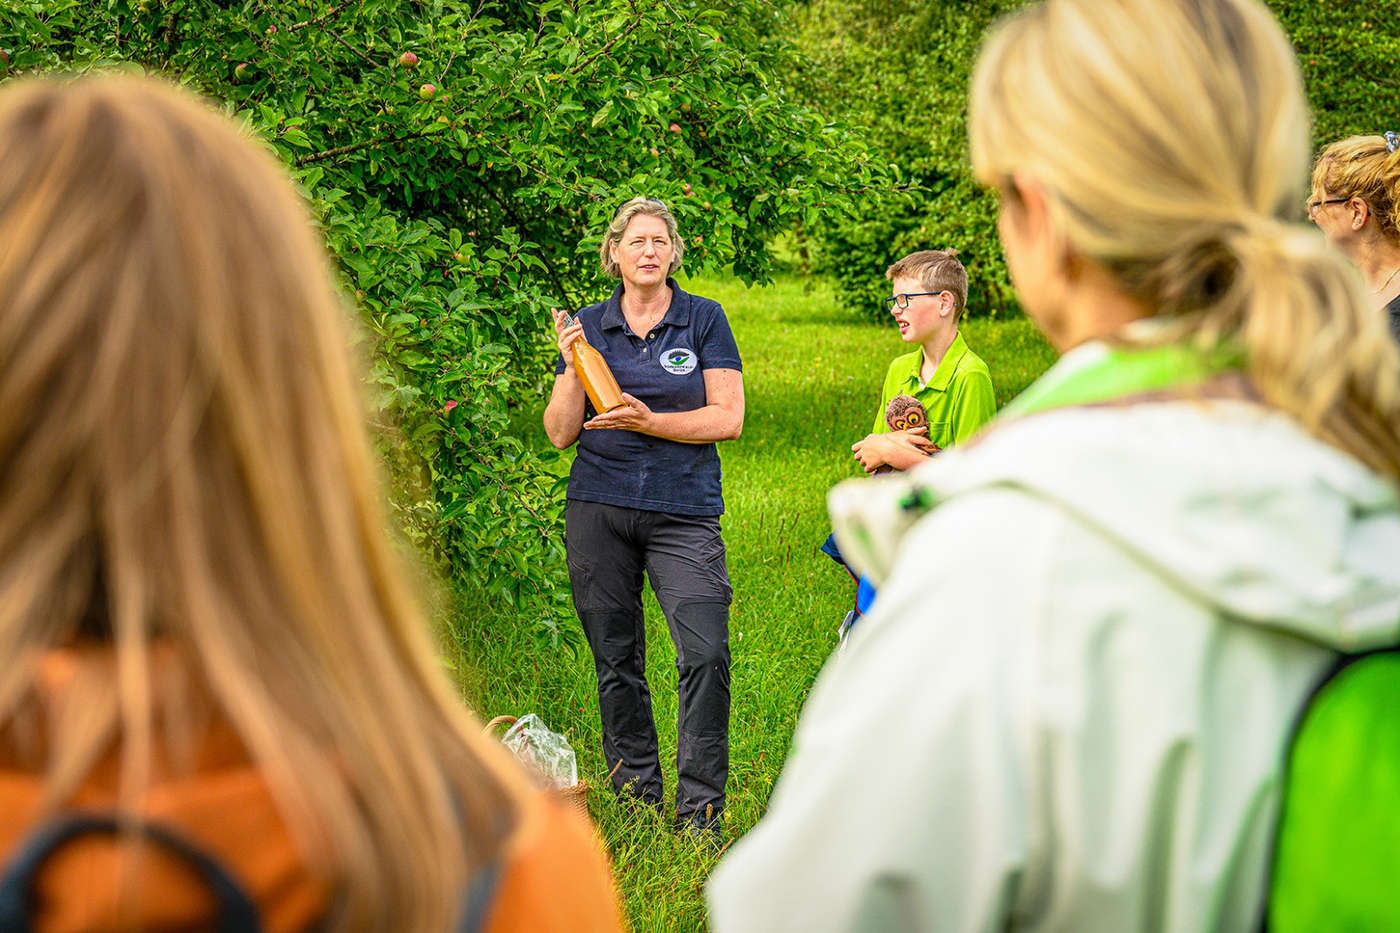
[886,249,969,322]
[970,0,1400,481]
[1311,135,1400,242]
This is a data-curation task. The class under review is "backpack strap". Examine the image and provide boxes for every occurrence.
[1261,647,1400,932]
[456,856,503,933]
[0,813,261,933]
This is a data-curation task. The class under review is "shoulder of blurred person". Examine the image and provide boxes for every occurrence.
[0,647,623,933]
[709,390,1400,931]
[480,784,624,933]
[0,646,330,933]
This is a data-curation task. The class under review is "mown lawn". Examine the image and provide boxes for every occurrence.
[446,273,1056,931]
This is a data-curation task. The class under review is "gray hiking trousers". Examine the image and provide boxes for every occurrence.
[565,499,732,825]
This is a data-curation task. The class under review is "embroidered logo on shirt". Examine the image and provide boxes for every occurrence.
[661,347,698,375]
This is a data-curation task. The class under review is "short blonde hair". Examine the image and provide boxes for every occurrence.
[1311,135,1400,242]
[970,0,1400,482]
[599,196,684,278]
[886,249,969,321]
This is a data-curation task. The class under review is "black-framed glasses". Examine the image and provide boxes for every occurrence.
[1307,197,1348,218]
[884,292,943,312]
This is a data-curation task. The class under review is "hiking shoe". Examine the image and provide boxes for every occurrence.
[676,812,723,850]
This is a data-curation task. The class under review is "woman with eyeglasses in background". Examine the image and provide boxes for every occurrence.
[0,75,622,932]
[1309,131,1400,340]
[709,0,1400,928]
[543,197,744,843]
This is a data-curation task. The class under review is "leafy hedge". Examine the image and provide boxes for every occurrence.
[786,0,1400,319]
[782,0,1022,320]
[1278,1,1400,144]
[1,0,885,636]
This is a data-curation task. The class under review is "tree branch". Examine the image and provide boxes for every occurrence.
[162,9,180,49]
[328,28,377,67]
[564,13,642,76]
[488,471,551,526]
[295,130,428,166]
[290,1,352,31]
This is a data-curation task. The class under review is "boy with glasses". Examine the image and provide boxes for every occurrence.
[825,249,996,648]
[851,248,996,473]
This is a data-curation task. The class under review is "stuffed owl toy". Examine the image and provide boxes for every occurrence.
[873,394,937,474]
[885,394,928,434]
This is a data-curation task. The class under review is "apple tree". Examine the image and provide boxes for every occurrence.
[0,0,886,636]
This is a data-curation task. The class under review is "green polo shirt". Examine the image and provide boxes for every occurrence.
[872,331,996,450]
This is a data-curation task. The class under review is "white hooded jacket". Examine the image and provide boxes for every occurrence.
[708,348,1400,932]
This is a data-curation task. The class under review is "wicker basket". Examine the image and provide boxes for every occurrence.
[483,715,590,818]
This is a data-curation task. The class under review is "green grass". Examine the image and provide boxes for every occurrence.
[446,273,1055,931]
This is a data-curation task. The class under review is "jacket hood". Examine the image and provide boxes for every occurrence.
[830,394,1400,653]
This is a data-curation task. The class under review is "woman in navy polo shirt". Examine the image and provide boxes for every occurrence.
[544,197,744,841]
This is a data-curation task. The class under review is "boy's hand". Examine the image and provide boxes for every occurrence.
[898,426,938,455]
[852,430,936,473]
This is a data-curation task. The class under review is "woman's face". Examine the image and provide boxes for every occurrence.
[996,177,1068,342]
[994,173,1147,351]
[611,214,674,289]
[1308,183,1361,254]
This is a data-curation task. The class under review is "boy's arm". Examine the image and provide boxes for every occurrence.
[852,429,934,473]
[854,364,932,472]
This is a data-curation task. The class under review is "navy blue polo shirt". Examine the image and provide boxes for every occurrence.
[555,278,743,516]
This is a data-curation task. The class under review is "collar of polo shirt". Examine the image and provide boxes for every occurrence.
[600,277,693,332]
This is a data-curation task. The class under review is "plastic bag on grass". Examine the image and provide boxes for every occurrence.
[502,714,578,790]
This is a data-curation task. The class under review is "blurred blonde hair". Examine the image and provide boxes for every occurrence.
[970,0,1400,481]
[1312,135,1400,242]
[886,248,969,321]
[0,75,519,928]
[599,196,684,277]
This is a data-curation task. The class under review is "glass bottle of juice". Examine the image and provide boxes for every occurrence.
[567,315,626,413]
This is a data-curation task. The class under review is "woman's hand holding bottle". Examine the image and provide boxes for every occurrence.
[550,308,626,413]
[552,308,584,370]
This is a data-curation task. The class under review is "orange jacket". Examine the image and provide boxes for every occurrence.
[0,650,623,932]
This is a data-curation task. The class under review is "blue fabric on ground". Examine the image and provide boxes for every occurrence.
[821,532,878,617]
[855,576,877,614]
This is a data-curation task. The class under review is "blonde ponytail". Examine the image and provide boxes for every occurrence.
[971,0,1400,481]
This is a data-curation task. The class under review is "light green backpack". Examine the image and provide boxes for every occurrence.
[1267,649,1400,931]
